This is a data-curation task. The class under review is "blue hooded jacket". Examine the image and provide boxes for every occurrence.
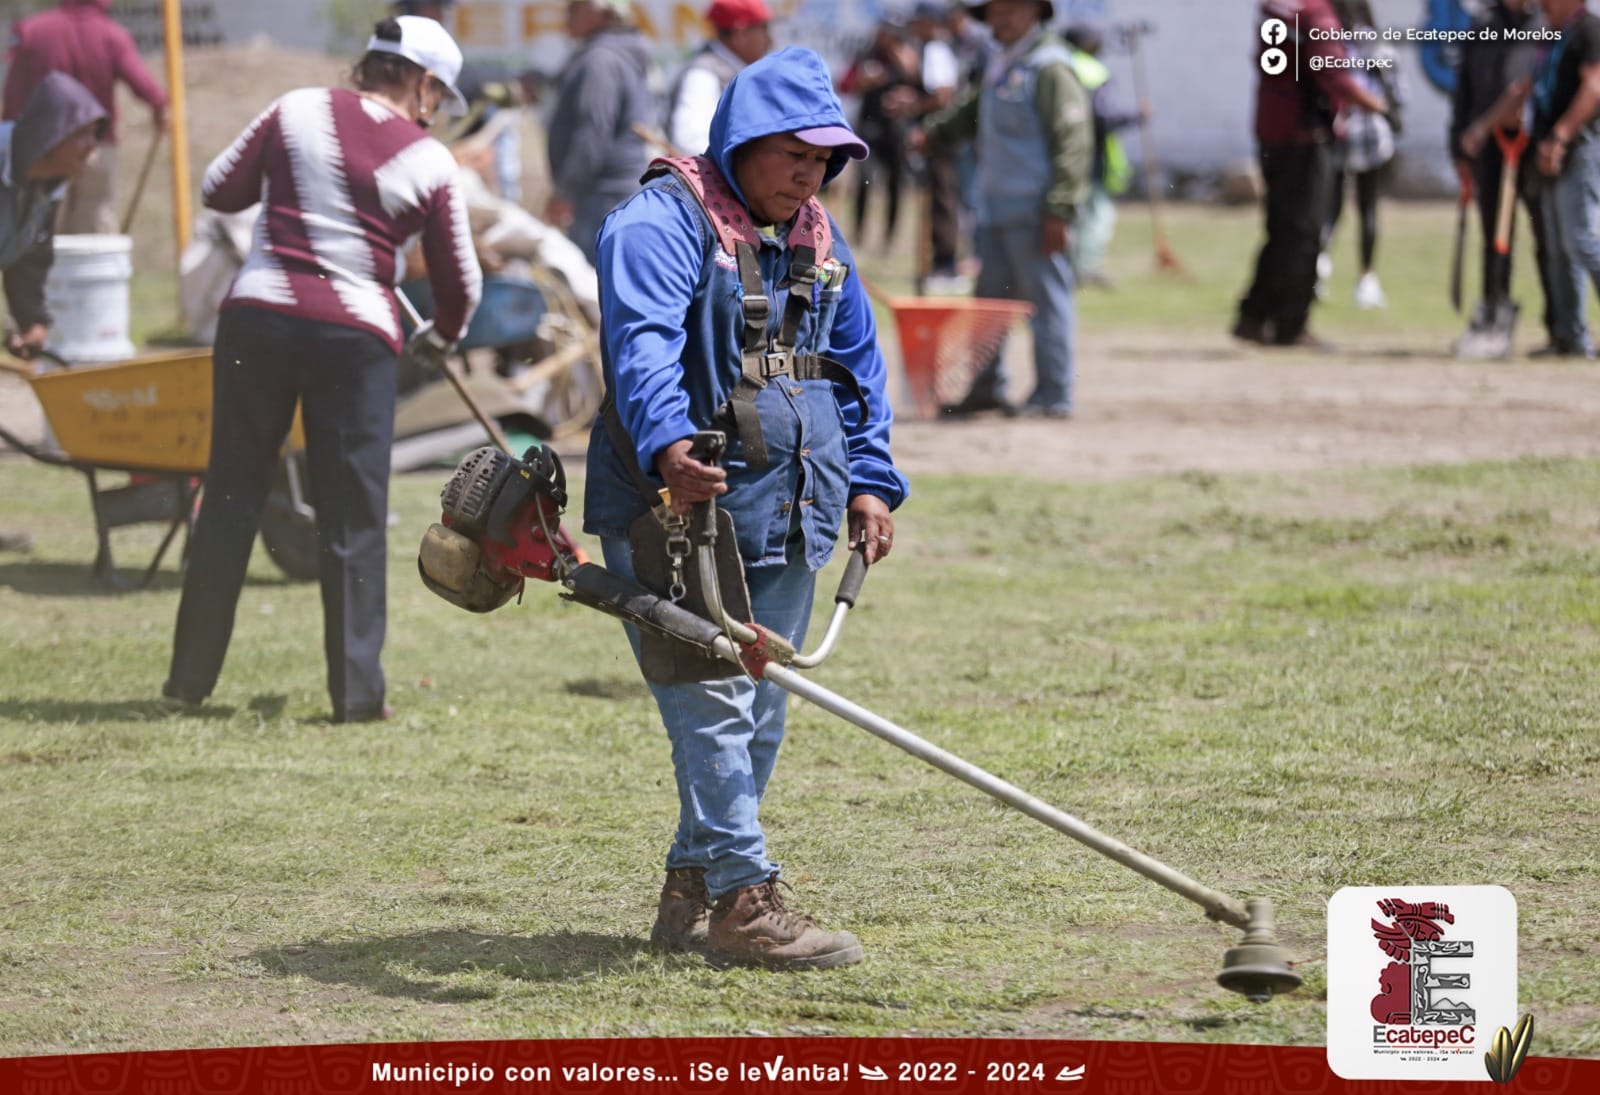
[583,47,909,571]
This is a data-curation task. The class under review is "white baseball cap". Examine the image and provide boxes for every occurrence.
[366,15,468,116]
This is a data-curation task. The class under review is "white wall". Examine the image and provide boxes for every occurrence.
[1060,0,1460,189]
[132,0,1467,185]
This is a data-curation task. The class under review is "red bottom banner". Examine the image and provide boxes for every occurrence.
[2,1039,1596,1094]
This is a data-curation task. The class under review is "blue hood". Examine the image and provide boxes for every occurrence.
[707,46,865,204]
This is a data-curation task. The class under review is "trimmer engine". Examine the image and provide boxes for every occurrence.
[418,445,578,612]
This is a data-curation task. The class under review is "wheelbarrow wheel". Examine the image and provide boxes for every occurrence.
[260,459,319,582]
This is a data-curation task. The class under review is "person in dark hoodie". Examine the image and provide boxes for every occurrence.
[0,71,104,554]
[1,71,106,361]
[2,0,169,235]
[584,46,908,971]
[544,0,656,264]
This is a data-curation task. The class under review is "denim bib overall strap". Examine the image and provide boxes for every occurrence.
[640,155,869,469]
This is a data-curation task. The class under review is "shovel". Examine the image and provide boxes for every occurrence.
[1450,169,1472,315]
[1460,128,1526,359]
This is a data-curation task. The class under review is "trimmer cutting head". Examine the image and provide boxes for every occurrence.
[1216,898,1302,1003]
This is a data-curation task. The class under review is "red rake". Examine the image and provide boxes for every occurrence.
[859,275,1033,419]
[890,296,1034,417]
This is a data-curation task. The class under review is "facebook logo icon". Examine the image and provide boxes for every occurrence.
[1261,18,1289,45]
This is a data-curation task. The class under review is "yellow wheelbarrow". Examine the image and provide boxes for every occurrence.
[0,347,313,588]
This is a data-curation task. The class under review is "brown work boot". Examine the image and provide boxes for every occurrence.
[706,876,863,971]
[649,867,710,954]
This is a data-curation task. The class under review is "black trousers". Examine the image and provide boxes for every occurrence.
[1473,147,1555,339]
[168,306,397,721]
[1326,157,1385,272]
[1238,142,1334,343]
[854,126,909,247]
[925,144,962,272]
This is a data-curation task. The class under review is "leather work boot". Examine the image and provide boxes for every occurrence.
[706,877,864,971]
[649,867,710,954]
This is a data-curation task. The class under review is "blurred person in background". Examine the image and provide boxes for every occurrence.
[1449,0,1556,352]
[2,72,105,359]
[944,0,993,264]
[391,0,455,18]
[0,72,105,554]
[919,0,1092,420]
[1463,0,1600,358]
[665,0,774,157]
[162,16,482,722]
[393,1,526,203]
[1524,0,1600,356]
[1062,22,1143,290]
[840,13,921,251]
[2,0,169,235]
[905,1,965,287]
[1319,0,1402,310]
[545,0,657,264]
[1233,0,1387,351]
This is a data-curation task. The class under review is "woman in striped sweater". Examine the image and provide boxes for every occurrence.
[164,15,483,723]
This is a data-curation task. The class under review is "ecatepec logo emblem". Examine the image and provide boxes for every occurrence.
[1369,898,1471,1026]
[1328,886,1519,1081]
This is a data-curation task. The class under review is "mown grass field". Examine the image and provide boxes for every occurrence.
[4,451,1600,1055]
[6,194,1598,1057]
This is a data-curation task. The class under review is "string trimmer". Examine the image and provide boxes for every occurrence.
[417,433,1301,1001]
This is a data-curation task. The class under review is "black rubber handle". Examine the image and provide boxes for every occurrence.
[688,430,726,465]
[563,563,726,651]
[835,541,869,607]
[687,430,727,546]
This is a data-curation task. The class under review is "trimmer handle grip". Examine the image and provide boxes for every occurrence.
[688,430,726,466]
[835,541,869,607]
[687,430,727,545]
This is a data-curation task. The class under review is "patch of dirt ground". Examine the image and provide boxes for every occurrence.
[879,329,1600,482]
[8,39,1600,485]
[11,329,1600,483]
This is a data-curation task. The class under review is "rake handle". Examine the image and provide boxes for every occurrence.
[393,289,514,454]
[120,129,164,236]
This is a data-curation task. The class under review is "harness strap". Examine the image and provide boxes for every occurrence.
[637,154,862,470]
[780,243,818,353]
[729,239,772,468]
[641,155,833,259]
[788,352,870,423]
[600,396,661,504]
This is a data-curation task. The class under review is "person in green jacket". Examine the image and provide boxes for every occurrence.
[917,0,1092,419]
[1064,22,1142,289]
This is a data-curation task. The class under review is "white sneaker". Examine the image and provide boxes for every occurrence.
[1315,252,1332,301]
[1355,272,1387,310]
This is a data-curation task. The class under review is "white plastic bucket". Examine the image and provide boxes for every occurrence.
[44,233,137,363]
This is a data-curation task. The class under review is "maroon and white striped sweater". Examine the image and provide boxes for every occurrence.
[203,87,481,350]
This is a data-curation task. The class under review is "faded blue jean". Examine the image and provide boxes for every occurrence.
[969,221,1077,414]
[601,536,817,901]
[1542,135,1600,353]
